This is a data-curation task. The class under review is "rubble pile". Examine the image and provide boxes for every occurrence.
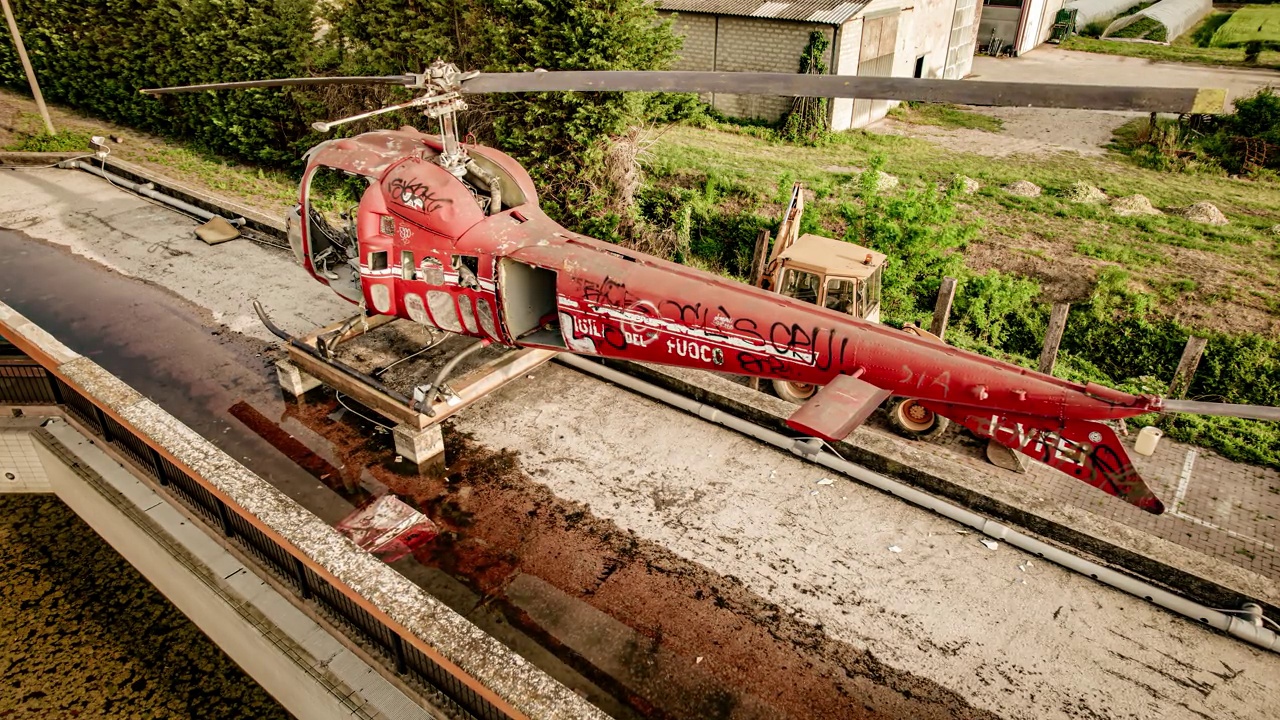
[1063,181,1107,203]
[1003,180,1042,197]
[1110,194,1162,216]
[1178,201,1229,226]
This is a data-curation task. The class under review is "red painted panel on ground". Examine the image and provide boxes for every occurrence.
[335,494,439,562]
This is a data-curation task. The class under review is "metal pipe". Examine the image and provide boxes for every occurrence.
[418,339,491,414]
[553,354,1280,655]
[59,159,246,228]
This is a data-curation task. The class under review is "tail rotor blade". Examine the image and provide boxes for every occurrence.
[460,71,1227,114]
[140,75,416,96]
[1160,399,1280,422]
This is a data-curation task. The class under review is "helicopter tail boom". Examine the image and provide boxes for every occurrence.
[924,401,1165,514]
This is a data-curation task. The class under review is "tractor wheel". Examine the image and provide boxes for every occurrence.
[772,379,819,404]
[886,397,950,441]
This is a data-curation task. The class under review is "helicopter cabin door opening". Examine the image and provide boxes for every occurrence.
[495,258,568,349]
[299,166,370,304]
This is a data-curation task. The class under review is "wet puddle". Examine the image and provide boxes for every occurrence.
[0,229,997,720]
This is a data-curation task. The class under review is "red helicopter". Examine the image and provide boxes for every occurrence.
[141,61,1277,515]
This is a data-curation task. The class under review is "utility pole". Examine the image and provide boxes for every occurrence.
[1,0,54,135]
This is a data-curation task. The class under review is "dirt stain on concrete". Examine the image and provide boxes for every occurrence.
[280,393,1002,720]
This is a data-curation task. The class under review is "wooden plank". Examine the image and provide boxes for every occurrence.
[301,312,398,346]
[287,345,427,429]
[462,72,1228,114]
[1167,336,1208,399]
[1037,303,1071,376]
[929,276,958,340]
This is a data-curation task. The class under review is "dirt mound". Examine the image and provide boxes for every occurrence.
[875,171,899,192]
[1178,201,1228,226]
[1110,194,1162,217]
[936,175,979,195]
[1271,224,1280,236]
[1003,180,1041,197]
[1063,181,1107,203]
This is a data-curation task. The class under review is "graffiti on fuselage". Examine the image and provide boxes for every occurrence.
[969,413,1144,500]
[561,276,854,377]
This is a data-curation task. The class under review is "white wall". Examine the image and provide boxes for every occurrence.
[661,0,977,130]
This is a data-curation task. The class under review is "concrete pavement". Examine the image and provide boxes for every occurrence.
[2,166,1278,719]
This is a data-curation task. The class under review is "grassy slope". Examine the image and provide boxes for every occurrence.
[1211,5,1280,47]
[646,121,1280,336]
[885,103,1005,132]
[1061,12,1280,69]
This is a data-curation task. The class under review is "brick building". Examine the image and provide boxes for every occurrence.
[657,0,983,129]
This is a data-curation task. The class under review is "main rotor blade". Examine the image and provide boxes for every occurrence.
[1161,399,1280,422]
[140,75,415,95]
[461,71,1227,114]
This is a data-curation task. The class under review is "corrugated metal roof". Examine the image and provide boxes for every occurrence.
[656,0,871,25]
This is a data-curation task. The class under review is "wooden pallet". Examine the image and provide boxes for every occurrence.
[288,316,556,430]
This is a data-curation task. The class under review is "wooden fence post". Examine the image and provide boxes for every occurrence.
[930,276,958,340]
[746,229,772,392]
[1168,336,1208,399]
[749,229,771,289]
[1,0,54,135]
[1037,303,1071,376]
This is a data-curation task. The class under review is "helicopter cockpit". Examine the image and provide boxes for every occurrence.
[292,166,373,303]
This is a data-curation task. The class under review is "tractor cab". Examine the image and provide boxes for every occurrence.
[770,232,885,324]
[759,182,888,403]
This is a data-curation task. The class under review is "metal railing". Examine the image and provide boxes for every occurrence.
[1,358,510,720]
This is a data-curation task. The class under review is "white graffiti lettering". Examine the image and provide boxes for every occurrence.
[666,338,724,366]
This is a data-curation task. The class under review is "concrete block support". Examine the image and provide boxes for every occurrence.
[276,359,322,398]
[393,423,445,474]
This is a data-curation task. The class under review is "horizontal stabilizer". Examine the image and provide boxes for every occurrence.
[923,402,1165,515]
[786,374,891,442]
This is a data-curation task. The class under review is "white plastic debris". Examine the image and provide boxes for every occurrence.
[981,539,999,550]
[817,478,834,486]
[810,490,820,496]
[696,656,703,664]
[889,546,902,553]
[955,529,971,535]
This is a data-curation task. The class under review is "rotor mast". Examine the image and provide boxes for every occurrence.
[308,60,477,177]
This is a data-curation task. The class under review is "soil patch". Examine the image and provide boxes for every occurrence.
[272,393,1003,720]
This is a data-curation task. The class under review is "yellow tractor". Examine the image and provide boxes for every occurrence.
[758,182,950,440]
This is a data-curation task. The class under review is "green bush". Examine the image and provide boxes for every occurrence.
[0,0,683,227]
[840,158,979,324]
[0,0,319,166]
